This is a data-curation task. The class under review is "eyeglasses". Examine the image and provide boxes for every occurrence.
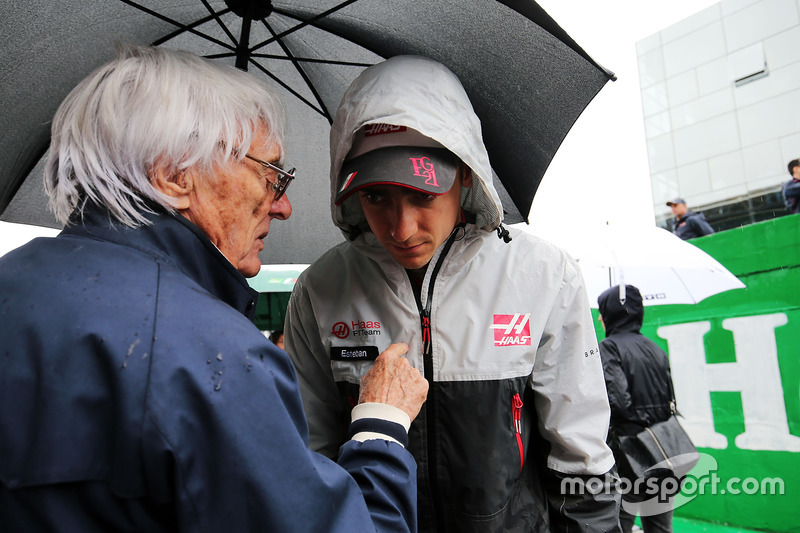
[244,153,296,202]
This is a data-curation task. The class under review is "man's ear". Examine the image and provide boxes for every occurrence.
[458,163,473,188]
[150,163,193,210]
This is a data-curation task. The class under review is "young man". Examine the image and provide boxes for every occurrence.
[285,55,620,532]
[782,158,800,214]
[0,46,428,532]
[666,198,715,240]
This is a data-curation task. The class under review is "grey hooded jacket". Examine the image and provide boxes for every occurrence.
[285,56,619,532]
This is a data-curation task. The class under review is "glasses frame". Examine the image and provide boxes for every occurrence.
[244,153,296,201]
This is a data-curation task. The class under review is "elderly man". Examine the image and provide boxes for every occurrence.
[285,55,620,532]
[0,46,427,532]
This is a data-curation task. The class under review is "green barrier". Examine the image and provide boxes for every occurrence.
[594,214,800,532]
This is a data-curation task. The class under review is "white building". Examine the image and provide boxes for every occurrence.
[637,0,800,230]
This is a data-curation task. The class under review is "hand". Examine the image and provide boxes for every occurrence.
[359,343,428,422]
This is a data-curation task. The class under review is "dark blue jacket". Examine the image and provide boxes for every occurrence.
[783,178,800,214]
[672,211,715,240]
[0,206,416,532]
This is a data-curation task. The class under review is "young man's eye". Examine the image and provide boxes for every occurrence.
[359,191,384,204]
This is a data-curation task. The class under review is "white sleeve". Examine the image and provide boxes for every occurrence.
[530,258,616,475]
[350,403,411,447]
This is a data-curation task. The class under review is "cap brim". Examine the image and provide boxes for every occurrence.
[335,146,459,205]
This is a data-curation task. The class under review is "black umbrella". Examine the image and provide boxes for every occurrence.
[0,0,614,264]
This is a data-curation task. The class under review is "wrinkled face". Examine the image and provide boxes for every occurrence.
[184,128,292,277]
[357,170,469,271]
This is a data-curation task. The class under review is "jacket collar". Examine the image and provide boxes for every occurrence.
[61,205,259,320]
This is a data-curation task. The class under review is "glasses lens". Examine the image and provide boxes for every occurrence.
[273,168,295,201]
[244,154,294,201]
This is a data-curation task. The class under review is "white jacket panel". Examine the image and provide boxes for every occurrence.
[286,225,614,475]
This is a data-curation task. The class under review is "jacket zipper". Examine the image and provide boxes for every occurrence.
[513,393,524,471]
[415,226,462,531]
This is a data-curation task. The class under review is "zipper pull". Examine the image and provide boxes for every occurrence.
[513,393,524,471]
[422,315,431,344]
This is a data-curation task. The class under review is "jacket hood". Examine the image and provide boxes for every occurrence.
[597,284,643,336]
[329,55,503,237]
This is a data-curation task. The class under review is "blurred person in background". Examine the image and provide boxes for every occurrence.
[666,198,715,240]
[598,284,676,533]
[782,158,800,214]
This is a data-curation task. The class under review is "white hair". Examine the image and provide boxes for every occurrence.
[45,44,286,226]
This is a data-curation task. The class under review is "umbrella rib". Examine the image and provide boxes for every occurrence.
[170,49,326,117]
[248,0,360,54]
[151,9,232,46]
[258,18,332,123]
[672,266,700,304]
[245,59,327,118]
[198,0,238,46]
[249,54,372,68]
[118,0,235,52]
[270,5,383,60]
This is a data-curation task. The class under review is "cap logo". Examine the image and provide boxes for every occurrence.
[410,156,439,187]
[364,124,407,136]
[339,171,358,193]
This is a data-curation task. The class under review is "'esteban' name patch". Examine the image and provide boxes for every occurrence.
[330,346,380,361]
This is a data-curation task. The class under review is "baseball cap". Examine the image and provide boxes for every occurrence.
[666,197,686,207]
[335,124,459,205]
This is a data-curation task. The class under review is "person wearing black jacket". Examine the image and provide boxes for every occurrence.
[598,284,675,533]
[666,198,715,240]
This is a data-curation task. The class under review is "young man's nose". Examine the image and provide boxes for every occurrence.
[389,205,417,242]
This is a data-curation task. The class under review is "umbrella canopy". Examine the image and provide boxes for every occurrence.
[0,0,614,265]
[567,226,746,307]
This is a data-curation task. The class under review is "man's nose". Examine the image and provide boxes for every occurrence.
[389,205,417,242]
[269,193,292,220]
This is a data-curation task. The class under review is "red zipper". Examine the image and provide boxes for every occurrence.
[513,393,524,471]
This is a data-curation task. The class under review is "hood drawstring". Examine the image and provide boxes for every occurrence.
[453,223,466,241]
[495,224,512,243]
